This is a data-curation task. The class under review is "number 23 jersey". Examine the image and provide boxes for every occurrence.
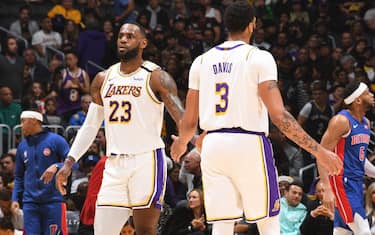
[100,61,165,155]
[189,41,278,134]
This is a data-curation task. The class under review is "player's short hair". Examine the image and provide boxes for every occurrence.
[224,0,255,34]
[343,80,361,101]
[123,22,147,38]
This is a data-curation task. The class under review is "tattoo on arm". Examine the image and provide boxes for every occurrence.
[267,81,278,90]
[158,70,185,123]
[275,110,319,153]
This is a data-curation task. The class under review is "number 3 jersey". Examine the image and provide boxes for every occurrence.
[189,41,278,134]
[100,61,165,155]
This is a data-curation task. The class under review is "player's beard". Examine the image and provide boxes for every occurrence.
[118,44,140,61]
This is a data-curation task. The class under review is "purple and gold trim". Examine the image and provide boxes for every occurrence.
[215,43,245,51]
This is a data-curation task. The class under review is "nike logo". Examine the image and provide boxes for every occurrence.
[353,124,358,128]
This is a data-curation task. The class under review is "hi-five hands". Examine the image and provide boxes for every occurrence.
[170,132,206,163]
[315,147,343,176]
[55,157,75,195]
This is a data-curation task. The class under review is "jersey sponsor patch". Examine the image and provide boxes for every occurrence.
[43,148,51,157]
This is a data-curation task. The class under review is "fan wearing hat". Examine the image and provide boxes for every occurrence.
[11,110,70,235]
[318,80,374,234]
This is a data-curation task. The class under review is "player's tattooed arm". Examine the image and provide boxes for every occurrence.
[273,110,319,152]
[260,80,319,154]
[150,69,185,124]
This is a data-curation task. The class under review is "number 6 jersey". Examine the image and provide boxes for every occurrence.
[100,61,165,155]
[189,41,278,134]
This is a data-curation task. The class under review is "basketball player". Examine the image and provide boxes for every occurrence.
[318,80,375,235]
[55,22,184,235]
[170,1,342,235]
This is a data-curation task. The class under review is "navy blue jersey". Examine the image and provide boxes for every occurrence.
[12,130,69,204]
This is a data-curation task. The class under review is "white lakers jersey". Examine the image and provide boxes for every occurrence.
[101,61,165,154]
[189,41,278,134]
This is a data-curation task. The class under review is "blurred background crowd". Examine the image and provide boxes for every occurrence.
[0,0,375,234]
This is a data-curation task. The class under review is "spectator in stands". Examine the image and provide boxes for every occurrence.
[70,153,100,196]
[141,0,170,30]
[62,20,80,52]
[120,219,135,235]
[252,28,271,50]
[162,188,209,235]
[164,163,187,208]
[71,141,100,183]
[340,54,357,82]
[363,2,375,32]
[289,0,309,25]
[0,189,23,231]
[48,0,82,29]
[69,94,92,126]
[77,0,102,21]
[297,80,334,167]
[199,0,222,24]
[102,19,117,68]
[21,81,46,113]
[56,50,90,124]
[9,5,39,44]
[150,24,167,51]
[0,37,25,100]
[300,178,333,235]
[181,148,202,190]
[44,97,62,125]
[32,16,62,61]
[0,217,23,235]
[328,84,345,113]
[366,182,375,233]
[279,180,307,235]
[313,20,336,49]
[340,31,354,54]
[161,34,191,67]
[0,154,15,191]
[95,129,106,156]
[77,18,106,78]
[22,48,51,91]
[114,0,137,25]
[278,175,293,198]
[269,126,303,178]
[169,0,190,22]
[0,87,22,153]
[202,27,215,53]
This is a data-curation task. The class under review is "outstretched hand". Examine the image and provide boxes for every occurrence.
[316,148,343,176]
[321,184,336,216]
[170,135,187,163]
[40,164,58,184]
[55,163,73,195]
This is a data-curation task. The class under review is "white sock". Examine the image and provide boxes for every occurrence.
[347,213,371,235]
[94,206,131,235]
[257,215,280,235]
[212,221,235,235]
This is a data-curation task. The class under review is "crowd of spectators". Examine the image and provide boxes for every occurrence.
[0,0,375,234]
